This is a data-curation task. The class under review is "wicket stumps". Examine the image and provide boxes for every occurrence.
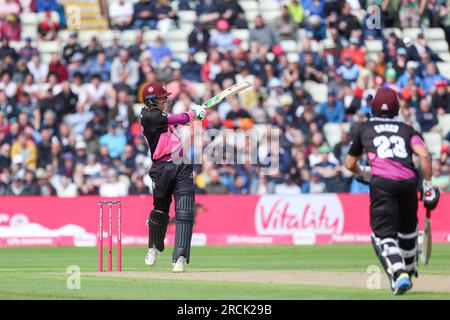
[98,200,122,272]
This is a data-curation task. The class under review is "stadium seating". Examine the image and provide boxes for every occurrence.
[323,123,343,148]
[303,81,328,103]
[438,114,450,137]
[425,28,446,40]
[427,40,449,53]
[423,132,443,160]
[402,28,422,40]
[365,40,383,53]
[436,62,450,76]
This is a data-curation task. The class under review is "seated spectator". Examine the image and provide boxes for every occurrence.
[399,0,420,28]
[48,52,68,83]
[403,80,425,111]
[0,71,17,98]
[431,80,450,114]
[275,174,302,194]
[249,15,280,51]
[214,60,236,86]
[288,0,304,26]
[129,174,150,195]
[27,54,48,84]
[84,36,104,62]
[99,121,126,159]
[336,2,360,39]
[392,47,408,77]
[0,142,11,170]
[104,35,123,62]
[0,90,16,120]
[127,31,146,62]
[19,37,39,62]
[110,49,139,92]
[230,175,249,194]
[308,168,326,193]
[340,37,366,67]
[0,37,16,60]
[0,13,21,41]
[384,67,400,92]
[274,5,297,40]
[299,52,324,82]
[53,81,77,116]
[87,52,111,81]
[10,132,37,170]
[148,35,173,65]
[188,20,211,52]
[313,145,341,187]
[209,19,234,53]
[67,52,88,81]
[416,98,438,132]
[55,175,78,197]
[4,175,27,196]
[62,32,84,64]
[37,11,59,40]
[109,89,136,128]
[196,0,220,27]
[99,168,128,197]
[154,0,178,36]
[396,60,421,89]
[132,0,156,30]
[322,39,339,70]
[305,14,326,41]
[181,49,202,82]
[319,89,345,123]
[333,130,351,164]
[205,169,228,194]
[337,54,359,84]
[422,63,447,94]
[431,161,450,192]
[216,0,247,28]
[224,96,254,130]
[109,0,133,31]
[407,32,443,62]
[23,169,41,195]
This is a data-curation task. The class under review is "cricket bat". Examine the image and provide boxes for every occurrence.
[202,81,253,109]
[421,209,432,266]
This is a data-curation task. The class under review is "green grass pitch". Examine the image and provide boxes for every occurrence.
[0,244,449,300]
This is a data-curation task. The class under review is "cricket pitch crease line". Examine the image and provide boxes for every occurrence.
[40,270,450,293]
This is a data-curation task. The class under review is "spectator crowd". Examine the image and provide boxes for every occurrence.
[1,0,450,197]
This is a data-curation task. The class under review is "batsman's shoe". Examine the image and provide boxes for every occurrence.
[145,248,160,266]
[172,256,187,273]
[392,273,412,296]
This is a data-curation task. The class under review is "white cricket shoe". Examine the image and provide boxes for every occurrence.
[172,256,187,273]
[145,248,160,266]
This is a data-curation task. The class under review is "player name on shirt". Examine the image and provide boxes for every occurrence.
[374,124,399,134]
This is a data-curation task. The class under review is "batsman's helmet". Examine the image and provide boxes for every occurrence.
[371,87,400,118]
[140,82,171,107]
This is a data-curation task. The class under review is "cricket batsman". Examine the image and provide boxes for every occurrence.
[139,82,206,272]
[344,87,440,295]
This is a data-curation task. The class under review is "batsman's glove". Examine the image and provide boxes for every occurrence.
[191,104,206,120]
[355,165,371,185]
[422,180,440,210]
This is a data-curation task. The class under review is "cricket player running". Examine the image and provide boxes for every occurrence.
[139,82,206,272]
[345,88,440,295]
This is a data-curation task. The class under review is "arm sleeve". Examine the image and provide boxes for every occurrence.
[410,131,425,147]
[348,125,363,157]
[167,111,195,125]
